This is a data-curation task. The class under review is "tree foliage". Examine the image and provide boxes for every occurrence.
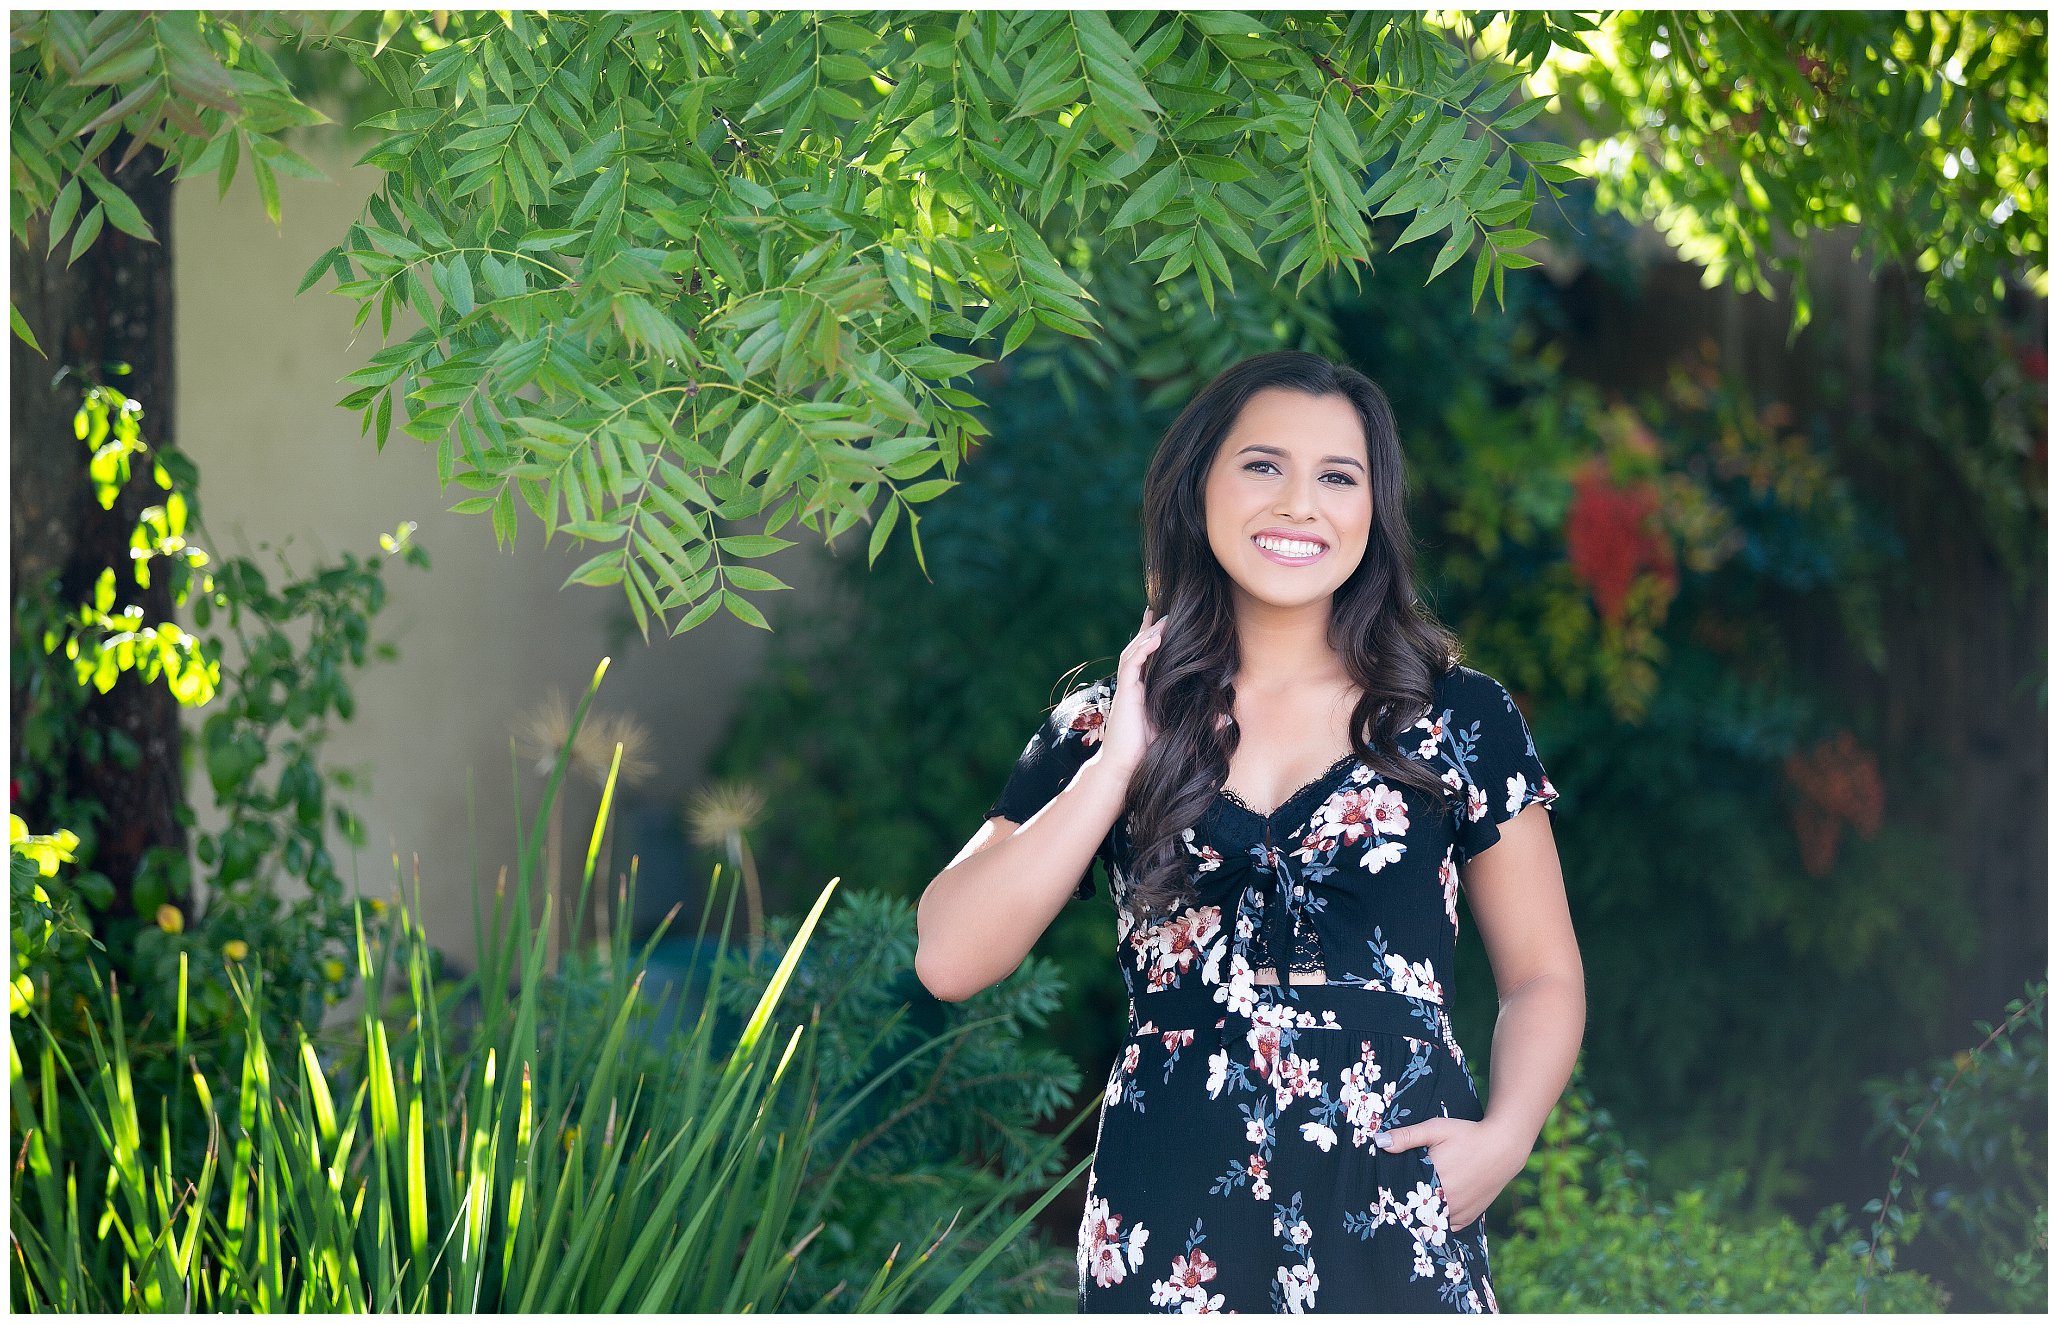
[1549,10,2046,333]
[10,9,2043,640]
[8,8,331,279]
[304,10,1591,640]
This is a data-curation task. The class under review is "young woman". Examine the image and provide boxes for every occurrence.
[915,350,1584,1313]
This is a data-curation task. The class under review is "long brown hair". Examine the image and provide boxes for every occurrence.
[1123,349,1461,921]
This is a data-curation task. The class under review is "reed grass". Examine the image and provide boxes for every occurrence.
[10,658,1096,1311]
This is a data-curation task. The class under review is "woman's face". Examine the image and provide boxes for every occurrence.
[1201,387,1373,611]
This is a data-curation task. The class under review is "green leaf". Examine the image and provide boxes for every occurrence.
[720,589,771,630]
[252,153,280,226]
[447,257,475,316]
[720,565,791,592]
[82,169,155,242]
[865,495,901,568]
[714,534,794,559]
[46,177,82,253]
[669,592,723,635]
[11,302,44,356]
[1105,160,1181,230]
[67,203,106,266]
[1428,224,1473,281]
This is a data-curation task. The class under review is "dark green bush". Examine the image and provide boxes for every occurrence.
[1492,1072,1945,1312]
[710,887,1090,1312]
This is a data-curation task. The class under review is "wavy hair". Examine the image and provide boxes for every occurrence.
[1121,349,1461,922]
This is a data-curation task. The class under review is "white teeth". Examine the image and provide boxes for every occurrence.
[1254,535,1324,558]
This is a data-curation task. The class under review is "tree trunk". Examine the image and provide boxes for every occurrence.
[9,139,188,930]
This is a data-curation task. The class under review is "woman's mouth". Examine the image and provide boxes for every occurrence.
[1251,532,1328,566]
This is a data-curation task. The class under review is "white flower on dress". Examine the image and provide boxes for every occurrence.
[1206,1048,1231,1100]
[1181,826,1225,872]
[1246,1021,1283,1082]
[1151,1249,1222,1312]
[1246,1116,1269,1144]
[1131,905,1225,992]
[1366,783,1410,835]
[1359,837,1406,873]
[1466,783,1487,822]
[1215,953,1259,1016]
[1384,953,1444,1004]
[1300,1120,1338,1152]
[1504,771,1530,816]
[1058,686,1111,746]
[1274,1053,1321,1112]
[1338,1046,1389,1146]
[1404,1180,1450,1247]
[1080,1193,1145,1288]
[1277,1260,1320,1312]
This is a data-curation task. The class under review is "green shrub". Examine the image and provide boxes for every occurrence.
[1857,980,2046,1312]
[1491,1069,1945,1311]
[711,888,1090,1311]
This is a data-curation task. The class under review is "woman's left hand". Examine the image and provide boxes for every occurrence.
[1375,1118,1529,1232]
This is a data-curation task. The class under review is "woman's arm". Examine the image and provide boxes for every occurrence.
[1461,802,1586,1162]
[915,751,1129,1001]
[917,607,1167,1002]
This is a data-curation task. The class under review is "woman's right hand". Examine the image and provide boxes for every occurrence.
[1097,605,1166,778]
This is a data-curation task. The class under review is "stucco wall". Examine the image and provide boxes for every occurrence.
[172,145,834,973]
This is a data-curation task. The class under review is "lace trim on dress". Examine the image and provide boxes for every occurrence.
[1220,753,1354,977]
[1217,751,1358,819]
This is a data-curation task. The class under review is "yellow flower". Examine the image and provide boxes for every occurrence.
[223,939,249,961]
[368,897,387,915]
[322,959,347,982]
[155,904,184,934]
[561,1125,579,1152]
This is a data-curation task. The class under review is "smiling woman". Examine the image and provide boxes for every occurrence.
[916,351,1584,1313]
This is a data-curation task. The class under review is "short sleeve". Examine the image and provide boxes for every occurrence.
[986,677,1115,901]
[1446,667,1561,867]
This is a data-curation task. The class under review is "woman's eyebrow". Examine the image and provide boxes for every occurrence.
[1235,443,1365,472]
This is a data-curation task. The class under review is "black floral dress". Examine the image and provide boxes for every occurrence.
[986,663,1560,1314]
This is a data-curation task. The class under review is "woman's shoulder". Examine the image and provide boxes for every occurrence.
[1430,659,1528,722]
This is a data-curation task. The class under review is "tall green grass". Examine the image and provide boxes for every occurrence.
[10,658,1095,1311]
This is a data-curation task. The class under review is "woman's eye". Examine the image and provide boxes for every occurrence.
[1242,460,1355,486]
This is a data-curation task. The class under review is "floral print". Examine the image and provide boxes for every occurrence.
[988,663,1557,1312]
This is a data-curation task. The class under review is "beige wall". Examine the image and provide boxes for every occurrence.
[173,145,835,972]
